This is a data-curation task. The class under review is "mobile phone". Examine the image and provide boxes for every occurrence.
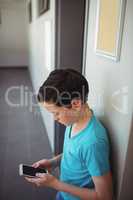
[19,164,48,177]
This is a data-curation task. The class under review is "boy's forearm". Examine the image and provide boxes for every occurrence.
[54,180,98,200]
[50,154,62,168]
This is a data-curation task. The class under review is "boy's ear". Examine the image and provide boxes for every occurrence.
[71,99,82,110]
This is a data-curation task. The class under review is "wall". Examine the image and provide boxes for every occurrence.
[119,116,133,200]
[84,0,133,199]
[28,0,55,152]
[0,1,28,67]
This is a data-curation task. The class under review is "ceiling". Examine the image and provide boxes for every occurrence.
[0,0,26,4]
[0,0,26,7]
[0,0,22,2]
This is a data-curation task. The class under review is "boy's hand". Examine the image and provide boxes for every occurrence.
[25,173,59,188]
[32,159,52,172]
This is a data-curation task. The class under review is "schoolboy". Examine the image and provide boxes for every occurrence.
[25,69,113,200]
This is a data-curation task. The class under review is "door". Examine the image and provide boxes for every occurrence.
[54,0,86,155]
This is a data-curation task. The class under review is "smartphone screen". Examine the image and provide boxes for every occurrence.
[19,164,47,177]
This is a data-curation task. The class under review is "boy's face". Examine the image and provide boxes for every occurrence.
[41,100,82,126]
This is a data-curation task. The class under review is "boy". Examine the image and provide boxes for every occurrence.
[25,69,113,200]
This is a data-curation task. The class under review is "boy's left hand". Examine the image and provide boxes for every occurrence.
[25,173,59,188]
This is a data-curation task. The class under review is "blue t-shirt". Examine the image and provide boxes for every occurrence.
[60,114,110,200]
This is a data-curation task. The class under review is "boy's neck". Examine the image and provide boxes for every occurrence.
[71,104,92,137]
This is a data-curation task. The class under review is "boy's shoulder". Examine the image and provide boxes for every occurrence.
[81,115,108,141]
[79,117,110,161]
[64,114,109,148]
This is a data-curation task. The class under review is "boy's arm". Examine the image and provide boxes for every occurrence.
[50,154,62,169]
[25,165,113,200]
[54,171,113,200]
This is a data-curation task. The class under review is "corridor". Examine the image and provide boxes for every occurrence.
[0,68,56,200]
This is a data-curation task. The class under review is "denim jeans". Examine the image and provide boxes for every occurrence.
[56,192,64,200]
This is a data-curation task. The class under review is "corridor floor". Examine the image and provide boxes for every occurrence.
[0,68,56,200]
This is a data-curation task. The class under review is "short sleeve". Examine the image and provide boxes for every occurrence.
[83,142,110,176]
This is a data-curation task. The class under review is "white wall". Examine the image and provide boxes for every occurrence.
[0,1,28,67]
[84,0,133,199]
[28,0,55,152]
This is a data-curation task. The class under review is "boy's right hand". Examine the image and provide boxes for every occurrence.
[32,159,52,172]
